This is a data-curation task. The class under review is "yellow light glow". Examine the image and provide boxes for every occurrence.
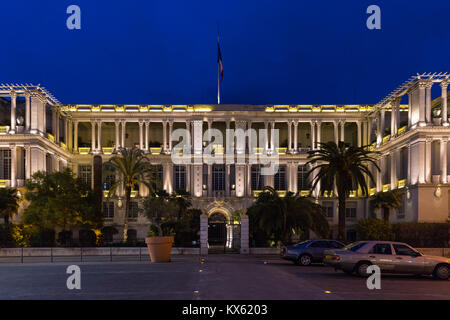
[382,184,389,192]
[78,147,90,155]
[398,179,406,189]
[103,147,113,155]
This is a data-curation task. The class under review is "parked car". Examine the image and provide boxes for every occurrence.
[281,240,345,266]
[323,241,450,280]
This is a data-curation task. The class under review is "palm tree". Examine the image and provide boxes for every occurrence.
[247,186,329,245]
[370,190,402,221]
[105,147,154,242]
[0,188,20,224]
[306,141,379,241]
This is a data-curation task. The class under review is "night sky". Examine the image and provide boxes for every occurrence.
[1,0,449,105]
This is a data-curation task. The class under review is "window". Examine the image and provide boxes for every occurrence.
[329,241,345,249]
[212,164,225,191]
[78,164,92,187]
[370,243,392,255]
[128,202,139,219]
[103,202,115,219]
[150,164,163,190]
[251,165,264,191]
[345,203,357,218]
[322,202,333,218]
[229,164,235,190]
[174,165,186,192]
[309,241,329,248]
[397,199,405,219]
[297,165,310,190]
[345,241,368,252]
[393,244,420,256]
[46,154,53,173]
[0,149,11,180]
[274,165,286,191]
[103,164,115,190]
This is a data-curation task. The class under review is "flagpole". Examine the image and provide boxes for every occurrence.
[217,36,220,105]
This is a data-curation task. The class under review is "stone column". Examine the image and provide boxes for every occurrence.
[407,144,411,183]
[357,121,362,147]
[425,82,433,124]
[287,120,292,153]
[25,91,31,131]
[407,92,412,128]
[162,121,167,152]
[264,121,269,151]
[168,121,173,152]
[121,120,126,148]
[139,121,144,149]
[425,139,432,183]
[390,102,396,138]
[25,145,31,179]
[225,164,230,197]
[245,121,251,154]
[270,121,275,151]
[310,121,315,150]
[200,213,208,256]
[145,121,149,151]
[240,213,249,254]
[97,121,102,151]
[441,139,448,184]
[418,81,427,126]
[293,121,298,153]
[390,150,397,190]
[367,118,372,145]
[207,164,212,196]
[380,109,385,139]
[52,109,57,140]
[316,121,321,149]
[340,120,345,143]
[10,90,17,134]
[74,121,79,151]
[91,121,96,151]
[441,80,449,126]
[115,120,120,150]
[333,120,339,144]
[10,145,16,187]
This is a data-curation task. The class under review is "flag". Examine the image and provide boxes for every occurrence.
[217,37,223,82]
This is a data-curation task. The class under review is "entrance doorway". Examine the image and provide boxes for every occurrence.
[208,212,240,253]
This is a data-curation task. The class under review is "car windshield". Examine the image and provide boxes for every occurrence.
[295,241,311,248]
[344,241,368,252]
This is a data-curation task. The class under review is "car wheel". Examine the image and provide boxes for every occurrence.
[297,254,312,266]
[433,264,450,280]
[356,262,371,277]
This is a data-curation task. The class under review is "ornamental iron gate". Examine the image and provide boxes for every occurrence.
[208,213,240,253]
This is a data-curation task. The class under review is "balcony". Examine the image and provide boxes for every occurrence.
[0,180,8,188]
[150,147,162,155]
[397,179,406,189]
[382,135,390,144]
[276,147,287,155]
[398,126,407,135]
[382,184,389,192]
[369,188,375,196]
[300,190,310,197]
[0,126,9,134]
[102,147,114,155]
[78,147,91,155]
[60,142,67,150]
[349,190,357,198]
[47,133,55,143]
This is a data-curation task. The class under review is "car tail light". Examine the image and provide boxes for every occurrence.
[331,255,340,261]
[285,249,289,254]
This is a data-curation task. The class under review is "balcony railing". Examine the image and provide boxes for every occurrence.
[0,126,9,134]
[150,147,162,155]
[102,147,114,155]
[48,133,55,143]
[78,147,91,155]
[397,179,406,189]
[349,190,357,198]
[0,180,7,188]
[369,188,375,196]
[398,126,407,135]
[382,184,389,192]
[300,190,310,197]
[382,135,390,144]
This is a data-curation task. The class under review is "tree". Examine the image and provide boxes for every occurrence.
[105,147,155,242]
[142,190,178,237]
[23,168,99,232]
[247,186,329,246]
[171,190,192,220]
[306,141,379,241]
[0,188,20,224]
[370,190,403,221]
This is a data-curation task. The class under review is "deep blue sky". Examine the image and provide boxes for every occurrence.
[1,0,449,105]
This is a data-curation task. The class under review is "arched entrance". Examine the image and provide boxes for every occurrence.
[207,208,241,254]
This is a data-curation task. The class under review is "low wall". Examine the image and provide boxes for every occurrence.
[0,247,200,257]
[417,248,450,258]
[249,248,281,255]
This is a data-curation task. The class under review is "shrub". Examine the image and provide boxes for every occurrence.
[392,222,449,248]
[79,229,97,247]
[357,218,395,241]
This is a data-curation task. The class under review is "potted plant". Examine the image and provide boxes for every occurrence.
[142,190,178,262]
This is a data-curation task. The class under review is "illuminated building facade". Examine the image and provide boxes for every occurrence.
[0,73,449,252]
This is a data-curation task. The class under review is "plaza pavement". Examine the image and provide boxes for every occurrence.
[0,254,448,300]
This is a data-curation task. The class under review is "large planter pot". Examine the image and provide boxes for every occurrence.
[145,236,174,263]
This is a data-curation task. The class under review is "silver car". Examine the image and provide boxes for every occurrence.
[281,240,345,266]
[323,241,450,280]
